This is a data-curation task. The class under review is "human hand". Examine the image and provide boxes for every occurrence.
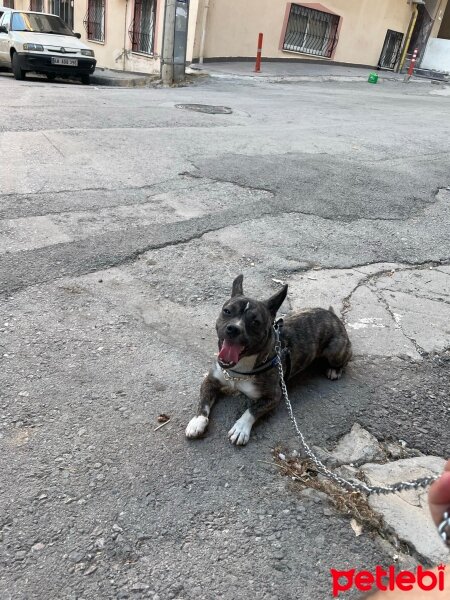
[428,459,450,536]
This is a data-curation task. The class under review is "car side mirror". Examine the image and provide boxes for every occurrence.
[0,25,8,34]
[74,32,81,39]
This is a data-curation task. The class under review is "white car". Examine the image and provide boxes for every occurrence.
[0,5,12,21]
[0,9,96,84]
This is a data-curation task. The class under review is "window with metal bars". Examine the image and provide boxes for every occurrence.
[129,0,156,55]
[283,4,339,59]
[3,0,14,8]
[29,0,44,11]
[378,29,403,70]
[83,0,105,42]
[49,0,74,29]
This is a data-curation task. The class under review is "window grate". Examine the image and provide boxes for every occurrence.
[83,0,105,42]
[49,0,74,29]
[29,0,44,11]
[128,0,156,55]
[378,29,403,70]
[49,0,73,31]
[3,0,14,7]
[283,4,339,59]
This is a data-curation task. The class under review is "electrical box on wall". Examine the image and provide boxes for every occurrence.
[173,0,189,81]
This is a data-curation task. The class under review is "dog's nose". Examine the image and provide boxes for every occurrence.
[226,324,241,337]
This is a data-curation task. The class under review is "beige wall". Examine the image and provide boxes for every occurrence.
[10,0,27,9]
[63,0,199,73]
[185,0,199,61]
[193,0,416,66]
[13,0,448,72]
[436,0,450,39]
[73,0,165,73]
[426,0,450,37]
[82,0,200,73]
[439,11,450,39]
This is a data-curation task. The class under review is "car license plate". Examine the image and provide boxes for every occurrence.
[51,57,78,66]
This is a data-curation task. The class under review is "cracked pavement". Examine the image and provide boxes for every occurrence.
[0,72,450,599]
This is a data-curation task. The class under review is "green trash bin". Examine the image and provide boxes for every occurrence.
[368,72,379,84]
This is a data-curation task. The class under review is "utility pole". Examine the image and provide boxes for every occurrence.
[161,0,190,85]
[161,0,176,85]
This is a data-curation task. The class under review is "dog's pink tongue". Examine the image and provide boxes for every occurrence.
[218,340,243,365]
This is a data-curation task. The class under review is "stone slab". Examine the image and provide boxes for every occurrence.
[379,290,450,354]
[331,423,385,467]
[361,457,450,564]
[345,285,421,358]
[288,268,363,316]
[374,268,450,303]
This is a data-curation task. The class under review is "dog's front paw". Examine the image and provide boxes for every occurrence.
[185,415,209,439]
[228,410,256,446]
[327,367,343,380]
[228,422,250,446]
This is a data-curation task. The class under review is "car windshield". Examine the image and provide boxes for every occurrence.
[11,12,74,35]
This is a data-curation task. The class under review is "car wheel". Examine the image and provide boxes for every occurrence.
[46,73,56,81]
[81,74,90,85]
[11,52,26,81]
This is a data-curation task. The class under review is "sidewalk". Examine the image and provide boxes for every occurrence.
[90,67,207,87]
[190,60,426,83]
[89,63,432,87]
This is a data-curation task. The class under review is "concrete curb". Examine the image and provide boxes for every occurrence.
[202,72,430,85]
[90,72,160,87]
[189,66,431,85]
[90,70,206,88]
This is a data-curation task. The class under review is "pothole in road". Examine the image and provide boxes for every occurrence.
[175,103,233,114]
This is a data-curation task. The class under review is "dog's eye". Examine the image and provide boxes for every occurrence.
[223,308,231,315]
[252,319,260,326]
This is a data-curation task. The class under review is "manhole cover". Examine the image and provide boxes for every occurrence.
[175,103,232,114]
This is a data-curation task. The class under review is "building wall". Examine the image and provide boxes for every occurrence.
[438,0,450,39]
[426,0,450,38]
[9,0,202,73]
[10,0,449,73]
[72,0,165,73]
[77,0,200,72]
[193,0,415,66]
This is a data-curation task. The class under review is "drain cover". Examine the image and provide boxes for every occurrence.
[175,103,232,114]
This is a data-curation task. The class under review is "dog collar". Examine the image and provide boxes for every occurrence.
[223,354,281,379]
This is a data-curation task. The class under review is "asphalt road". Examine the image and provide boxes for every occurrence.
[0,71,449,599]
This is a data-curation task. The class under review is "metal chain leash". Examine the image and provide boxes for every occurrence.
[438,511,450,546]
[273,326,439,496]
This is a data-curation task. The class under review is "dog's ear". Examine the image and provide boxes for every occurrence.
[231,274,244,297]
[264,284,288,317]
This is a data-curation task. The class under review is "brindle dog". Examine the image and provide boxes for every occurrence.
[186,274,352,446]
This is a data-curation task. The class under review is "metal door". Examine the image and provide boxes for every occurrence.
[378,29,403,70]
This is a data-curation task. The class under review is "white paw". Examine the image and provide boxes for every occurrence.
[185,415,209,439]
[327,368,342,380]
[228,410,256,446]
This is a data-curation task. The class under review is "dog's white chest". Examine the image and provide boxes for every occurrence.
[212,359,261,400]
[235,378,260,399]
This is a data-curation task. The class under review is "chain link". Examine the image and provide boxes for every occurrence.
[438,511,450,546]
[274,326,439,496]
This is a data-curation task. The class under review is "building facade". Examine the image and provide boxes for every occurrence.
[421,0,450,72]
[5,0,449,74]
[6,0,169,73]
[191,0,448,70]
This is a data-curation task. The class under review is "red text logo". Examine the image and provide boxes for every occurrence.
[330,565,446,597]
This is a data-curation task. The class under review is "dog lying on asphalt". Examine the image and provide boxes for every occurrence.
[186,275,352,446]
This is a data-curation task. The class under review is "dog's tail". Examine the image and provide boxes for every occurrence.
[328,305,336,315]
